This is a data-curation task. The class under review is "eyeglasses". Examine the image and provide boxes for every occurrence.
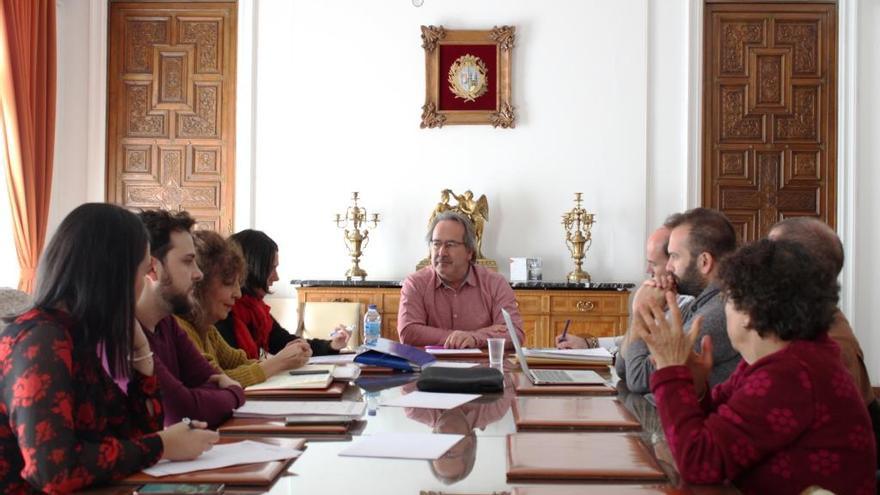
[430,240,465,250]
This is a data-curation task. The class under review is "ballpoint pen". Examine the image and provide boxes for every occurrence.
[560,319,572,341]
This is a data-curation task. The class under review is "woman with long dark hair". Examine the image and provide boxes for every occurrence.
[177,230,312,387]
[0,203,217,492]
[215,229,349,359]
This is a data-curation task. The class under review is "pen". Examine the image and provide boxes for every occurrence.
[560,319,571,341]
[289,369,330,376]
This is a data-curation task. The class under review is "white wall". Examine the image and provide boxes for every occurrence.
[854,0,880,383]
[46,0,879,383]
[50,0,92,236]
[252,0,651,296]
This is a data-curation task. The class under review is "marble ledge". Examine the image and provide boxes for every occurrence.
[291,279,635,291]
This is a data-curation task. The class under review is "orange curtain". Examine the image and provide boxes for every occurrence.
[0,0,56,293]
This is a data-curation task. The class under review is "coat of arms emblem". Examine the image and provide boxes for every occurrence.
[447,54,489,103]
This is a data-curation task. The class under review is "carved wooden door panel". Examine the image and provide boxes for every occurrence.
[702,2,836,242]
[107,2,237,233]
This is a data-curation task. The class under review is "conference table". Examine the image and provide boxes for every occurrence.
[253,361,736,495]
[90,359,736,494]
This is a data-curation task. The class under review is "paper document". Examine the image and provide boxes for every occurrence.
[425,361,480,369]
[143,440,302,477]
[380,391,479,410]
[245,364,334,391]
[425,348,483,355]
[332,365,361,380]
[597,336,622,354]
[309,353,357,365]
[235,400,366,418]
[524,347,613,363]
[338,432,464,460]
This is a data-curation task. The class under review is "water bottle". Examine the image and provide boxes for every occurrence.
[363,304,381,346]
[365,390,379,416]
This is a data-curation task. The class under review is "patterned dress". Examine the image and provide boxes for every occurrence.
[651,333,876,494]
[0,309,164,493]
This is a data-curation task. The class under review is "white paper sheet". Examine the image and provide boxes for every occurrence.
[234,400,366,418]
[143,441,302,477]
[425,348,483,355]
[380,391,479,410]
[338,432,464,460]
[424,361,480,369]
[308,354,357,365]
[332,364,361,380]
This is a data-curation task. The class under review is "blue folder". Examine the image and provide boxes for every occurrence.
[353,338,437,372]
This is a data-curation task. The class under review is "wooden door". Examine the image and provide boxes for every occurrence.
[702,2,836,241]
[107,1,237,233]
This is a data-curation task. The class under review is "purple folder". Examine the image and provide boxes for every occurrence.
[355,338,437,371]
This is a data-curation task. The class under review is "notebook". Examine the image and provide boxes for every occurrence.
[502,308,606,385]
[244,380,347,399]
[245,365,334,392]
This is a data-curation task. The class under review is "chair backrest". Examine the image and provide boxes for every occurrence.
[263,296,299,335]
[0,288,31,331]
[299,301,362,350]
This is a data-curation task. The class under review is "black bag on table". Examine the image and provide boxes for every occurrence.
[416,366,504,394]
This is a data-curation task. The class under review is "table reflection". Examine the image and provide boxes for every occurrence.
[402,381,515,485]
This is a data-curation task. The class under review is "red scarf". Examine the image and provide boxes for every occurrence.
[229,294,274,359]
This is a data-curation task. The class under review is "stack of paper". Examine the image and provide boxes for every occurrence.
[308,353,357,365]
[235,400,366,418]
[521,347,613,365]
[425,348,483,356]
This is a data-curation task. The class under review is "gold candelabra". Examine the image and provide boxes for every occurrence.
[562,192,595,283]
[334,192,380,281]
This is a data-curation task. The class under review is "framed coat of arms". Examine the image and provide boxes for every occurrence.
[420,25,515,129]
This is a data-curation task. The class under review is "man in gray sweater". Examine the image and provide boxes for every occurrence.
[616,208,742,392]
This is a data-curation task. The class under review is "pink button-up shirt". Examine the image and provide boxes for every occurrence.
[397,264,524,348]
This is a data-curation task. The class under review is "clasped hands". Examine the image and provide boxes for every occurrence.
[443,324,506,349]
[632,291,713,397]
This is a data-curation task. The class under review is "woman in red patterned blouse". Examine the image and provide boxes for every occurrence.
[636,239,876,494]
[0,203,218,493]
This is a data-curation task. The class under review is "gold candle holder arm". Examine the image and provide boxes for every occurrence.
[561,193,595,283]
[334,192,380,281]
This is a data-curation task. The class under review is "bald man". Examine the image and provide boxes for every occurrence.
[558,226,692,392]
[768,217,879,466]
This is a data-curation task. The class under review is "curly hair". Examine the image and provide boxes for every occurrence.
[718,239,839,341]
[138,209,196,262]
[188,230,246,329]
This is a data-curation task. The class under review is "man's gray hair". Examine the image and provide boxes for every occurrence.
[426,211,477,261]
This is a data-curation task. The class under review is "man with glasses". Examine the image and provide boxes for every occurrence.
[397,211,524,349]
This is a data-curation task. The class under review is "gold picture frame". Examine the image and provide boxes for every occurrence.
[420,25,515,129]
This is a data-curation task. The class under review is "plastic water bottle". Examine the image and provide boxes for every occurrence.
[363,304,381,346]
[365,390,379,416]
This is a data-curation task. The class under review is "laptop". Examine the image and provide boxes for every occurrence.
[501,308,605,385]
